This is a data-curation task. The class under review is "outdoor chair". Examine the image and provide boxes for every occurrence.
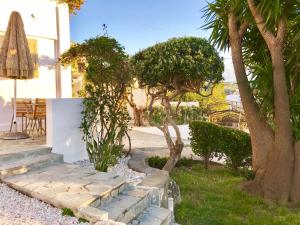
[10,98,32,132]
[26,98,46,137]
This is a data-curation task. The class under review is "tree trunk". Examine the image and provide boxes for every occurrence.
[260,47,294,204]
[133,107,145,126]
[204,154,210,169]
[246,0,295,203]
[227,2,298,203]
[161,99,184,172]
[291,141,300,202]
[163,143,184,172]
[228,14,274,181]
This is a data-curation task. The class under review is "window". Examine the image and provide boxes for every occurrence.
[0,35,39,78]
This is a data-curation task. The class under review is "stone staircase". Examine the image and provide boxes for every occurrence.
[0,146,172,225]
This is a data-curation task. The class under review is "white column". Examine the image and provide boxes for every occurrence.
[46,98,87,162]
[56,3,72,98]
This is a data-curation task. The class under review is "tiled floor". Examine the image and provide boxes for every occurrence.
[0,133,46,156]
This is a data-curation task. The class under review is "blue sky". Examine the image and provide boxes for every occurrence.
[70,0,235,82]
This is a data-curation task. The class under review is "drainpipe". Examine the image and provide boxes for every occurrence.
[55,5,61,98]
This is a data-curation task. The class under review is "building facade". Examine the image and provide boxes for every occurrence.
[0,0,72,131]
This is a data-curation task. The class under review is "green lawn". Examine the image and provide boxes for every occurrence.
[171,163,300,225]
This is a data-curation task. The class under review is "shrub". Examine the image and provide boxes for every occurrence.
[148,156,200,169]
[148,156,168,169]
[61,36,131,172]
[148,106,204,126]
[219,126,252,170]
[189,121,252,170]
[176,106,204,125]
[189,121,222,169]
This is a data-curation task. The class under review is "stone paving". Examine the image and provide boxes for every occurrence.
[0,130,174,224]
[127,129,199,160]
[0,183,90,225]
[0,135,46,156]
[3,164,126,211]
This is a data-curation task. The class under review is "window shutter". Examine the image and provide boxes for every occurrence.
[27,38,39,78]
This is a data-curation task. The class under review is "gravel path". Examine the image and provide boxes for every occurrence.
[0,183,90,225]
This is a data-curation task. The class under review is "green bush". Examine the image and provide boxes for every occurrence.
[176,106,204,125]
[189,121,252,170]
[148,156,168,169]
[148,156,200,169]
[148,106,204,125]
[219,126,252,169]
[189,122,222,169]
[61,36,131,172]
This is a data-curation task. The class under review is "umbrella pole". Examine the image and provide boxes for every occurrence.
[14,79,17,133]
[1,79,29,140]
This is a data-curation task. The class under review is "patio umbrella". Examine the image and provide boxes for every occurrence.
[0,11,34,140]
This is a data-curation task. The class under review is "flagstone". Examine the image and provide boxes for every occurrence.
[0,139,173,225]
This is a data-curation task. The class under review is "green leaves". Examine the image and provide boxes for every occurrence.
[61,36,130,172]
[189,121,252,170]
[204,0,300,140]
[130,37,224,90]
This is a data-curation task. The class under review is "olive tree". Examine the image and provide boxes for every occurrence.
[204,0,300,203]
[130,37,224,171]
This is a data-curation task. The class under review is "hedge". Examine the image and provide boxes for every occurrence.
[189,121,252,170]
[149,106,204,125]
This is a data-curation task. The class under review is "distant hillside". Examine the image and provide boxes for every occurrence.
[223,82,238,95]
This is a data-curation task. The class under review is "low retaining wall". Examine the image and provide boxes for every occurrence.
[128,149,170,208]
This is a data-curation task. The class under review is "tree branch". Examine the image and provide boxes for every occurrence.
[247,0,276,45]
[162,122,175,150]
[238,21,249,38]
[277,17,286,44]
[175,95,183,114]
[147,90,164,132]
[162,98,183,145]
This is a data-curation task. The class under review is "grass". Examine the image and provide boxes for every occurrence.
[62,208,75,217]
[62,208,88,223]
[170,163,300,225]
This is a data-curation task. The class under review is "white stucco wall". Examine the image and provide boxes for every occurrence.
[0,0,72,131]
[46,98,88,163]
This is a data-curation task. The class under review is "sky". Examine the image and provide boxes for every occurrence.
[70,0,235,82]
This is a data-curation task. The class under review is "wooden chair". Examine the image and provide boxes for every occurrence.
[26,98,46,137]
[10,98,32,132]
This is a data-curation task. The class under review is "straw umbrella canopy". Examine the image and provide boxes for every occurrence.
[0,11,34,139]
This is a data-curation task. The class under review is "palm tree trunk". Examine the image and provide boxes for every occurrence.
[228,14,274,181]
[260,47,294,204]
[291,141,300,202]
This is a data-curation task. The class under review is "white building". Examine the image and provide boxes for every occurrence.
[0,0,72,131]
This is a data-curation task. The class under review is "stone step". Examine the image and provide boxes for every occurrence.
[0,146,52,164]
[2,163,127,221]
[0,153,63,178]
[98,187,151,224]
[128,206,172,225]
